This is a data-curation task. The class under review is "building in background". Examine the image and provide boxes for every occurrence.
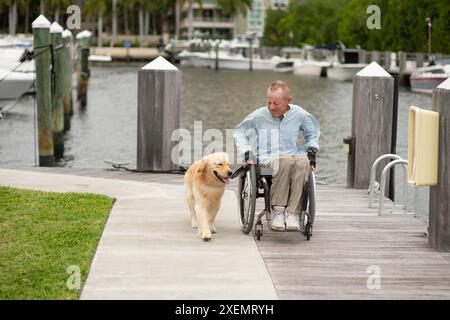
[180,0,235,38]
[236,0,288,38]
[180,0,289,39]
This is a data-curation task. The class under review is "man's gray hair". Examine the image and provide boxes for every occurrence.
[268,80,291,97]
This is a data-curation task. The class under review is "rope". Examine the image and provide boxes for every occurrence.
[104,161,187,174]
[0,80,35,115]
[33,86,37,167]
[0,45,51,83]
[0,61,26,82]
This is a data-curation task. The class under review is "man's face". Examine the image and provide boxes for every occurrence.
[267,88,291,118]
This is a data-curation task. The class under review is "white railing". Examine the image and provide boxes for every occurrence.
[368,154,411,216]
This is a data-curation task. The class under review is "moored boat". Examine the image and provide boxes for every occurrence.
[410,60,450,94]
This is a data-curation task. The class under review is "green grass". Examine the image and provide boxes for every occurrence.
[0,186,114,300]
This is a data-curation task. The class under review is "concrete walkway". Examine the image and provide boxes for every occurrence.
[0,168,277,300]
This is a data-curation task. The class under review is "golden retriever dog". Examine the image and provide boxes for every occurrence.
[184,152,232,241]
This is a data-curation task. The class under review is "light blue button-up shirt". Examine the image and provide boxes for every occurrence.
[233,104,320,162]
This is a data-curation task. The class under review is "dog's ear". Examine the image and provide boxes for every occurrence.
[197,160,207,173]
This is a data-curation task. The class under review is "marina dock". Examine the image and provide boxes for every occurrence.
[2,167,449,299]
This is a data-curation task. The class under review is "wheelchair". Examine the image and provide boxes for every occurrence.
[236,163,316,241]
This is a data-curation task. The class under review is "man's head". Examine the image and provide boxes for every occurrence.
[267,81,292,118]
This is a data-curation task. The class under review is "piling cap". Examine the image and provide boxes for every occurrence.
[83,30,93,38]
[62,29,73,38]
[437,77,450,90]
[356,61,392,77]
[50,22,64,34]
[75,30,88,39]
[142,56,178,71]
[76,30,92,39]
[32,15,51,29]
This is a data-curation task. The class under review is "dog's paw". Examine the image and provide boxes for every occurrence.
[201,231,212,241]
[192,223,198,229]
[210,226,217,234]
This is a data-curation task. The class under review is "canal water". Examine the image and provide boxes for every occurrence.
[0,63,433,220]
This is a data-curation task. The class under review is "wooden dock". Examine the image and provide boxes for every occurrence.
[90,47,167,61]
[22,167,450,299]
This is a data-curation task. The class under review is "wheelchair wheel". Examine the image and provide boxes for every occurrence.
[237,165,257,234]
[300,171,316,240]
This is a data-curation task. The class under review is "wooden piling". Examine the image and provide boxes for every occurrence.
[76,30,90,108]
[348,62,394,189]
[370,51,380,64]
[398,51,406,75]
[429,79,450,251]
[416,53,424,68]
[137,56,181,172]
[248,38,253,71]
[359,49,367,64]
[214,41,219,71]
[50,22,65,161]
[32,15,54,167]
[62,29,73,131]
[384,51,391,70]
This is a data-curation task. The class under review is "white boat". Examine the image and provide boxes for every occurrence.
[273,59,294,73]
[88,54,112,62]
[0,47,35,73]
[293,60,331,77]
[327,63,368,81]
[0,68,35,100]
[292,47,332,77]
[410,60,450,94]
[0,35,32,48]
[186,38,294,71]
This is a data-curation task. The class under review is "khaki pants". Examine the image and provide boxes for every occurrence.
[261,155,310,213]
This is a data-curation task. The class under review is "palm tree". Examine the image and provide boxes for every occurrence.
[181,0,202,40]
[111,0,117,47]
[217,0,252,37]
[5,0,18,37]
[45,0,69,23]
[121,0,135,35]
[85,0,107,47]
[175,0,180,40]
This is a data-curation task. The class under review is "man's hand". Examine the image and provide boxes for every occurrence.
[307,148,317,172]
[243,151,254,168]
[243,160,253,168]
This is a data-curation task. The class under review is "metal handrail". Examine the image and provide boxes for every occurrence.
[369,154,403,208]
[378,159,408,216]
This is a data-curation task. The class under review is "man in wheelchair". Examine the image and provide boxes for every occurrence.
[233,81,320,231]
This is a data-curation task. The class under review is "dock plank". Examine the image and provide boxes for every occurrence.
[19,168,450,299]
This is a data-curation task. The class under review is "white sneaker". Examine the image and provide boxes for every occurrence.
[270,206,286,231]
[285,212,300,231]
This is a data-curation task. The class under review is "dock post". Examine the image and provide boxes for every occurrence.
[416,53,424,68]
[214,40,219,71]
[429,79,450,251]
[137,56,181,172]
[384,51,391,70]
[32,15,54,167]
[370,51,380,64]
[347,62,394,189]
[248,38,253,71]
[359,49,367,64]
[62,29,73,131]
[76,30,91,109]
[50,22,65,161]
[75,31,82,102]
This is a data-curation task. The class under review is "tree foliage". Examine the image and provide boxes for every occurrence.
[264,0,450,53]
